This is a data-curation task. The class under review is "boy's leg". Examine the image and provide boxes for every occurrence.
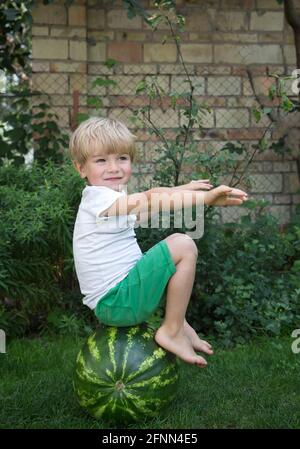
[155,233,213,367]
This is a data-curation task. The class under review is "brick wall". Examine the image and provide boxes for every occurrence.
[31,0,300,224]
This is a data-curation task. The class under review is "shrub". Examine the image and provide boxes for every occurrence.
[0,159,89,336]
[187,204,300,347]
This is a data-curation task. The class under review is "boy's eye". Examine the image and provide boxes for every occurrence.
[94,156,129,162]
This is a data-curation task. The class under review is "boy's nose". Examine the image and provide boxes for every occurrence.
[107,161,119,172]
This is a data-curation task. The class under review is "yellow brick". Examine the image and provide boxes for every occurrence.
[32,73,68,94]
[256,0,283,9]
[124,64,157,75]
[70,74,88,94]
[215,108,250,128]
[108,108,135,125]
[284,30,296,45]
[212,32,258,43]
[87,31,114,41]
[32,26,49,36]
[32,61,50,72]
[32,38,68,59]
[88,42,106,62]
[87,9,105,29]
[214,44,282,64]
[50,94,73,107]
[284,45,296,65]
[50,62,87,73]
[32,4,67,25]
[51,27,86,38]
[185,10,215,32]
[207,76,241,96]
[258,32,283,43]
[144,44,177,63]
[215,11,247,31]
[181,44,213,63]
[107,10,141,29]
[148,109,179,127]
[115,31,149,42]
[69,40,87,61]
[107,75,145,95]
[250,11,284,31]
[68,5,86,26]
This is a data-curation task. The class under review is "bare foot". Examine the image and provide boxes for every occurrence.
[155,325,207,367]
[184,320,213,355]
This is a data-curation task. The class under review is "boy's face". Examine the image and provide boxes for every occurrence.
[74,152,132,191]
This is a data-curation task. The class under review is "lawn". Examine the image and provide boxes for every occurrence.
[0,334,299,429]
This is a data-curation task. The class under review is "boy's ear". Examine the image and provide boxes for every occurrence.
[73,160,86,179]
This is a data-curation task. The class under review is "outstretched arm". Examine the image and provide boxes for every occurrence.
[99,184,248,217]
[152,179,214,193]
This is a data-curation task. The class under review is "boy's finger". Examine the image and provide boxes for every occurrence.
[226,198,245,205]
[230,188,248,196]
[191,179,210,183]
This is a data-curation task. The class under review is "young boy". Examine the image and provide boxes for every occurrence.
[70,116,248,368]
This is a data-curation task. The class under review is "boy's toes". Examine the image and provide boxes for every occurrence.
[202,340,212,349]
[200,340,214,354]
[194,341,214,355]
[194,356,207,367]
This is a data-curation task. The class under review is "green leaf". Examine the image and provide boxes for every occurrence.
[147,14,163,29]
[281,96,295,113]
[6,128,25,141]
[92,78,117,88]
[12,156,25,166]
[258,137,268,151]
[268,84,276,100]
[0,140,11,157]
[252,108,262,123]
[222,142,245,154]
[4,9,19,21]
[104,58,117,69]
[33,112,46,119]
[87,97,103,108]
[126,9,136,19]
[270,137,289,156]
[77,113,90,123]
[263,107,272,115]
[291,260,300,273]
[135,80,147,94]
[240,215,251,225]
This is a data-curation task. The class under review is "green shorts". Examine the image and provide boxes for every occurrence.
[94,240,176,327]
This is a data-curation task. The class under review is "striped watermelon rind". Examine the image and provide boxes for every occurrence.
[73,324,179,424]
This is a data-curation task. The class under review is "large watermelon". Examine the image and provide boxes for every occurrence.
[73,323,179,424]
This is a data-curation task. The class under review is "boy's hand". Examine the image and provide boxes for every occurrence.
[204,185,248,207]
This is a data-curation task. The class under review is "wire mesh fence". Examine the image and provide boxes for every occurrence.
[1,43,299,224]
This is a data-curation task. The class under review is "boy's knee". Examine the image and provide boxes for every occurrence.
[182,234,198,258]
[165,232,198,259]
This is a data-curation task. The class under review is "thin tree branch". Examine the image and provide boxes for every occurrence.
[284,0,300,30]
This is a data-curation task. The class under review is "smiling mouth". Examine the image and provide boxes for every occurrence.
[105,177,122,181]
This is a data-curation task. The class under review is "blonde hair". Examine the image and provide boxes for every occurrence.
[69,116,136,165]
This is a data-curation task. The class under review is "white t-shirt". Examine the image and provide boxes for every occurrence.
[73,185,143,310]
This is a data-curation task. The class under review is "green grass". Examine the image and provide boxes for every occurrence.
[0,334,299,429]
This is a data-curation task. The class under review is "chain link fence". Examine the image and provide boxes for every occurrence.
[1,44,299,224]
